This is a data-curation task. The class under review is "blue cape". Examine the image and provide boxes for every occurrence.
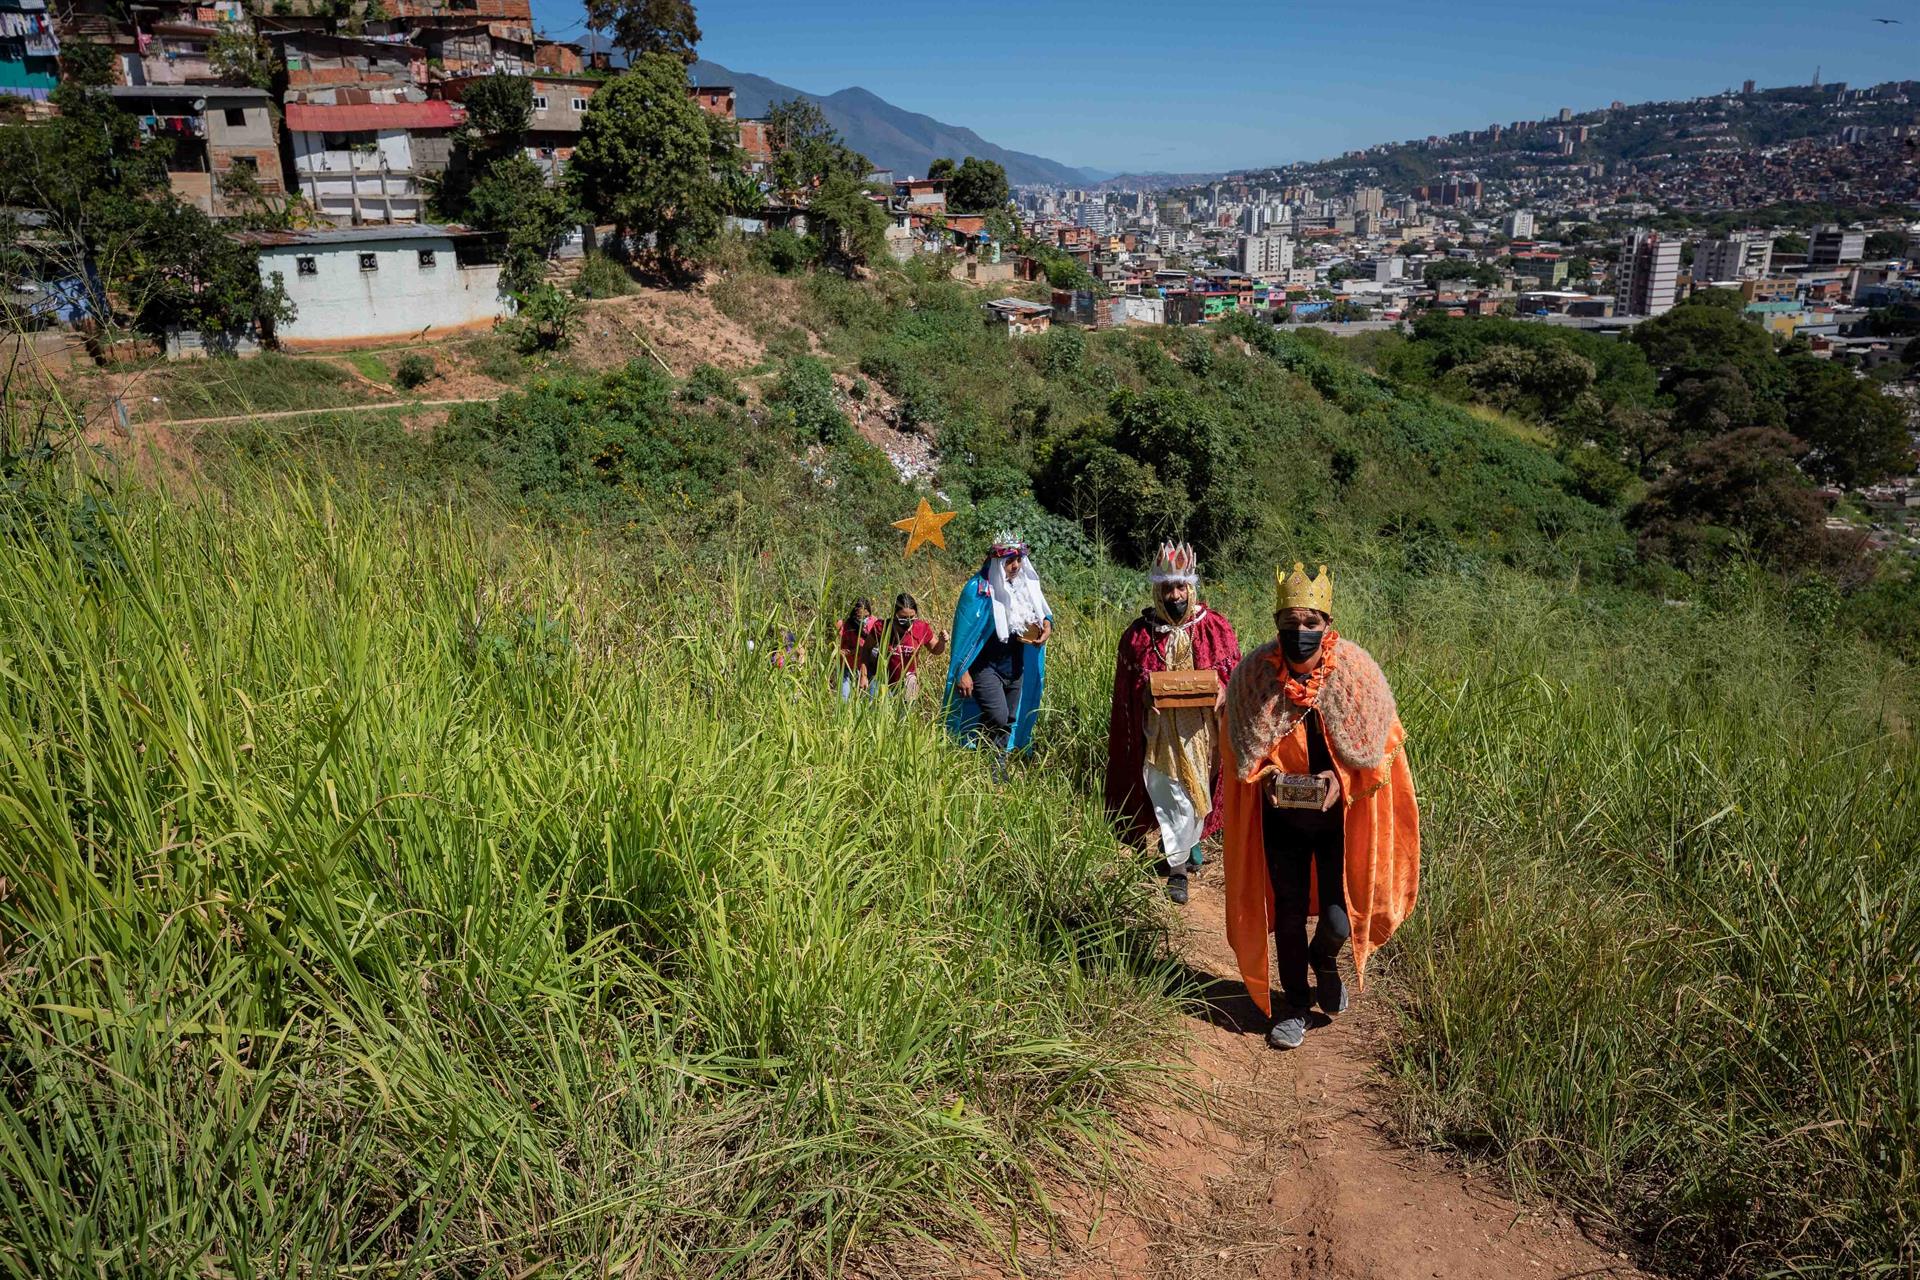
[944,568,1049,752]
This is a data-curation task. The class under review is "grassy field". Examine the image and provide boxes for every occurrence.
[5,264,1918,1275]
[0,472,1175,1278]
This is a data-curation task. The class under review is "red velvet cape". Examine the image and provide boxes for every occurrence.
[1104,604,1243,848]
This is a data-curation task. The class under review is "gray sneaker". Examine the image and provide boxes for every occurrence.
[1266,1006,1310,1050]
[1167,873,1189,905]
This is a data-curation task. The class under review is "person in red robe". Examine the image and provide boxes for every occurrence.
[1219,562,1420,1050]
[1105,542,1242,904]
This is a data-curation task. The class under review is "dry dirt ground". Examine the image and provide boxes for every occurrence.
[901,876,1657,1280]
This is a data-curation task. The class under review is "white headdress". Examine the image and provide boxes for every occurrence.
[985,533,1048,642]
[1149,541,1199,586]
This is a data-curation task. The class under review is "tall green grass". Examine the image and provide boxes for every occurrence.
[0,475,1173,1277]
[1362,570,1919,1277]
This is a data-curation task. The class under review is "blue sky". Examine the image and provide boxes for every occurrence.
[527,0,1920,173]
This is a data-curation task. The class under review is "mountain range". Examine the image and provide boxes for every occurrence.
[689,59,1104,187]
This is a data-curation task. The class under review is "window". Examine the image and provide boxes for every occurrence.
[417,249,437,268]
[296,256,317,276]
[570,96,588,111]
[531,94,548,110]
[224,106,247,127]
[359,253,378,272]
[229,155,257,173]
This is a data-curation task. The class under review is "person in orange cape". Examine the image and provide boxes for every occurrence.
[1219,563,1420,1050]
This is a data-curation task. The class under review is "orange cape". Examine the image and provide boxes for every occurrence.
[1220,638,1421,1017]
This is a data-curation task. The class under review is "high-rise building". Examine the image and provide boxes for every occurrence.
[1502,210,1535,239]
[1808,225,1866,267]
[1692,231,1774,282]
[1617,231,1680,316]
[1237,232,1295,278]
[1742,79,1756,94]
[1558,106,1573,122]
[1353,186,1384,215]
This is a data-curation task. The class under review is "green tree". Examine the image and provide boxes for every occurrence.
[764,98,866,199]
[459,71,533,139]
[1863,229,1907,260]
[583,0,700,64]
[208,26,277,90]
[567,54,738,278]
[122,200,295,343]
[941,156,1008,211]
[1780,355,1913,488]
[926,157,954,183]
[1628,427,1840,573]
[807,170,887,270]
[469,154,579,292]
[1773,231,1809,256]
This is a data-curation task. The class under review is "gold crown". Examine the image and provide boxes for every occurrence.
[1274,562,1333,616]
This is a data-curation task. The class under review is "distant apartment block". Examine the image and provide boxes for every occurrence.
[1617,230,1680,316]
[1808,225,1866,268]
[1237,232,1294,279]
[1692,231,1773,282]
[1501,209,1534,239]
[1353,186,1383,215]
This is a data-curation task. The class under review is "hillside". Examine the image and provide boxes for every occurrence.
[1263,78,1917,190]
[690,57,1097,185]
[3,263,1917,1278]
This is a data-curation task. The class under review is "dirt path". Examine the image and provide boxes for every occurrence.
[968,874,1656,1280]
[151,397,492,428]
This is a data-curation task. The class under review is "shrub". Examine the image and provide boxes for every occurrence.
[570,251,635,299]
[394,353,435,390]
[679,363,743,406]
[769,355,848,445]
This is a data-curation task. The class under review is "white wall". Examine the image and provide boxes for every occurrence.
[259,238,509,345]
[291,130,423,224]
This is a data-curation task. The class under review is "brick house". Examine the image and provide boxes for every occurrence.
[108,84,283,217]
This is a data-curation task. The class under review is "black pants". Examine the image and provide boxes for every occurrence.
[970,665,1022,750]
[1263,804,1350,1011]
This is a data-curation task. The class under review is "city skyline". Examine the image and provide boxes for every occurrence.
[524,0,1920,173]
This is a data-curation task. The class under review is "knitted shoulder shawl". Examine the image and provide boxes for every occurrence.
[1225,636,1398,780]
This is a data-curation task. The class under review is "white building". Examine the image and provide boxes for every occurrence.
[1693,231,1774,283]
[1237,232,1295,279]
[1809,225,1866,268]
[1617,230,1681,316]
[240,225,511,348]
[284,100,465,226]
[1502,209,1535,239]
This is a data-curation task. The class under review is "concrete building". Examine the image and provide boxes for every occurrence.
[1692,231,1774,282]
[108,85,283,218]
[285,99,465,224]
[1617,230,1681,316]
[1809,225,1866,268]
[241,224,509,348]
[1501,209,1535,239]
[1237,232,1295,279]
[0,0,58,102]
[1353,186,1384,215]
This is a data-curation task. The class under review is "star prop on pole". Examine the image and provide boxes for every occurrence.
[892,498,956,559]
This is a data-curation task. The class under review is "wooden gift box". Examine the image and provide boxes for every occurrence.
[1264,771,1330,810]
[1148,668,1220,709]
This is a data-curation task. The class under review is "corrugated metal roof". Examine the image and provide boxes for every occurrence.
[284,100,463,131]
[233,223,482,247]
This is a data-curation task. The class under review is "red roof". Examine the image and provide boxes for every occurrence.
[284,100,465,132]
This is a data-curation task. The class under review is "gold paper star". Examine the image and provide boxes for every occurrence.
[892,498,956,559]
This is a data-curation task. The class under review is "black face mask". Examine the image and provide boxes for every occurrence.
[1163,596,1191,620]
[1278,627,1325,662]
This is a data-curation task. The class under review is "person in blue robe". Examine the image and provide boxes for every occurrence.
[944,534,1053,756]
